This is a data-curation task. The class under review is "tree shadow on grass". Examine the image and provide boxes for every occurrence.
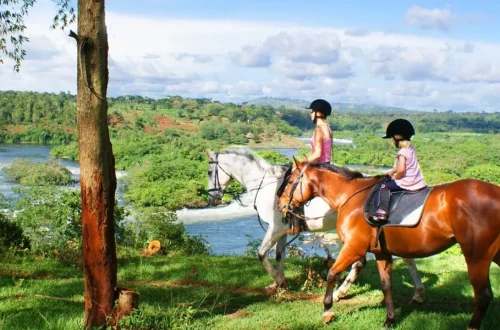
[341,265,500,330]
[284,256,440,302]
[0,276,84,330]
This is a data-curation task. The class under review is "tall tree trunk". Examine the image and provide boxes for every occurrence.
[76,0,117,328]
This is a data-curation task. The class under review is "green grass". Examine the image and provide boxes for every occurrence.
[0,250,499,330]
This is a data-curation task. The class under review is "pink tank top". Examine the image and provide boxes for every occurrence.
[310,128,332,163]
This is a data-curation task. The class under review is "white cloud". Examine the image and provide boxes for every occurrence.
[455,42,475,53]
[405,5,454,31]
[229,45,271,67]
[405,5,486,32]
[1,1,500,111]
[344,29,370,37]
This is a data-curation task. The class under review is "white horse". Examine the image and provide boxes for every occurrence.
[206,150,424,303]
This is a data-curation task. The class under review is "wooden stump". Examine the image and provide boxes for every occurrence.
[141,240,161,257]
[147,240,161,255]
[116,288,139,319]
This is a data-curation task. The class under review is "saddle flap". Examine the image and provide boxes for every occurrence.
[364,182,433,227]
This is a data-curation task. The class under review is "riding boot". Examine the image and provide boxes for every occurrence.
[375,187,390,222]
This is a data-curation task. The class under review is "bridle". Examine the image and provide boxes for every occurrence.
[207,153,226,199]
[207,152,269,231]
[283,164,382,220]
[283,163,310,215]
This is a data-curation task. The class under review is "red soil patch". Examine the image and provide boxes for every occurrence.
[0,270,52,279]
[0,269,320,302]
[227,311,254,319]
[146,115,199,134]
[2,125,28,134]
[108,115,121,126]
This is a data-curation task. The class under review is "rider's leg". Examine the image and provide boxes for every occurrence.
[375,180,402,222]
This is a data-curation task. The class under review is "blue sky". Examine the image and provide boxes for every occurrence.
[1,0,499,111]
[107,0,499,41]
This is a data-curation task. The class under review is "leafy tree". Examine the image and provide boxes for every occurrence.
[464,164,500,184]
[1,0,118,327]
[199,119,230,140]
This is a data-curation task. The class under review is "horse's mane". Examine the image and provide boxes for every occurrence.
[309,163,365,180]
[219,149,290,176]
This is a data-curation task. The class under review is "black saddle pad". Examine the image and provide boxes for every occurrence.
[364,182,433,227]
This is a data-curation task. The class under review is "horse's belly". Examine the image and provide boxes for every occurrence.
[382,227,455,258]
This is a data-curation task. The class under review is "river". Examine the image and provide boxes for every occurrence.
[0,142,389,256]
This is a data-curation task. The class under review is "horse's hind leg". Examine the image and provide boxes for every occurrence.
[402,258,425,305]
[376,255,396,328]
[466,259,493,330]
[275,235,287,287]
[332,256,366,302]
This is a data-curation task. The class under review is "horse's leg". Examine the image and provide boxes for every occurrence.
[402,258,425,305]
[275,235,288,288]
[322,248,364,323]
[376,255,396,328]
[332,256,366,302]
[258,228,287,295]
[465,259,493,330]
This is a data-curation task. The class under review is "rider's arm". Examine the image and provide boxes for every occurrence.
[386,168,396,177]
[392,155,406,180]
[308,127,323,162]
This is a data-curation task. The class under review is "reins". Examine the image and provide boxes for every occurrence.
[208,153,286,232]
[284,166,384,221]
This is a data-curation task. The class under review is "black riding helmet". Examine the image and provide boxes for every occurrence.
[383,119,415,140]
[306,99,332,116]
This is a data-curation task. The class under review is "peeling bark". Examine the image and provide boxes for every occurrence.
[76,1,118,328]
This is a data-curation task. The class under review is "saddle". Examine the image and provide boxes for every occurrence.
[364,182,433,227]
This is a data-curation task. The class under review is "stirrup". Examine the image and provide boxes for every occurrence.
[368,213,387,223]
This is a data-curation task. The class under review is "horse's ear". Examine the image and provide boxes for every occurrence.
[293,156,302,170]
[302,154,308,162]
[205,150,212,158]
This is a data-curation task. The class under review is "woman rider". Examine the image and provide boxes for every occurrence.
[306,99,333,164]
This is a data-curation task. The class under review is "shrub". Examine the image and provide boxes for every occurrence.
[11,186,127,256]
[3,159,73,185]
[0,213,30,250]
[464,164,500,184]
[123,208,210,255]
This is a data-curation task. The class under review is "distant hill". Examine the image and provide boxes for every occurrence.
[244,97,309,110]
[245,97,409,113]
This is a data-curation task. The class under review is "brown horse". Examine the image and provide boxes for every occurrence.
[277,159,500,330]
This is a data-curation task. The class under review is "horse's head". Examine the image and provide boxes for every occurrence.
[206,151,233,206]
[277,157,316,214]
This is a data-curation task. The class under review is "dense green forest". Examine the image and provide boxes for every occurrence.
[2,90,500,212]
[2,91,500,146]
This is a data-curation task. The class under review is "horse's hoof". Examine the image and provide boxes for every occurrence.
[263,283,278,296]
[322,311,335,323]
[332,293,341,302]
[383,318,395,328]
[279,278,288,289]
[408,297,423,306]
